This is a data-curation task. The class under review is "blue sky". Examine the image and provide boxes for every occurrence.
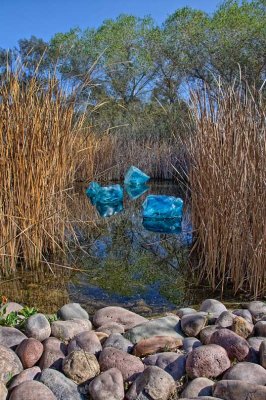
[0,0,221,49]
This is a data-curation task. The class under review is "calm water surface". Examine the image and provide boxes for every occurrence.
[0,181,224,316]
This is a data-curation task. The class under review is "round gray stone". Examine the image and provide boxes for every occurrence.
[8,366,41,390]
[181,377,214,398]
[51,319,92,341]
[25,313,51,341]
[57,303,89,321]
[259,340,266,368]
[255,321,266,336]
[224,361,266,385]
[200,299,227,318]
[39,368,85,400]
[144,351,186,381]
[0,382,7,400]
[182,337,202,353]
[68,330,102,355]
[216,311,235,328]
[181,312,207,337]
[125,366,176,400]
[88,368,124,400]
[0,344,23,384]
[233,309,253,324]
[124,316,184,344]
[0,327,27,349]
[9,380,56,400]
[213,379,266,400]
[176,308,197,318]
[103,333,133,353]
[93,306,147,330]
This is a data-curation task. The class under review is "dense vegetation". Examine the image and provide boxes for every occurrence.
[1,0,265,167]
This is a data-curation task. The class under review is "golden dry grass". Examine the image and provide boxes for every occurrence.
[0,71,98,273]
[189,85,266,298]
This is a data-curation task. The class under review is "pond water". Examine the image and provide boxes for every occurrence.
[0,181,236,316]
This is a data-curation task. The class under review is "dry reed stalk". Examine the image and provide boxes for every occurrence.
[189,84,266,298]
[0,71,96,273]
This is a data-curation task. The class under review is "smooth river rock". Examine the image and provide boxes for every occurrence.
[0,327,27,349]
[51,319,92,341]
[8,366,41,390]
[99,347,144,382]
[247,301,266,321]
[200,326,219,344]
[0,344,23,384]
[144,351,186,381]
[255,321,266,336]
[39,368,85,400]
[124,316,184,344]
[199,299,227,319]
[176,308,197,318]
[133,335,182,357]
[186,344,230,379]
[259,340,266,368]
[210,328,250,361]
[9,381,56,400]
[180,377,215,398]
[57,303,89,320]
[213,379,266,400]
[93,306,147,330]
[125,366,176,400]
[67,331,102,355]
[25,313,51,341]
[181,312,207,336]
[88,368,124,400]
[15,338,43,368]
[216,311,235,328]
[0,382,7,400]
[233,309,253,324]
[95,322,125,335]
[182,337,202,353]
[103,333,133,353]
[63,351,100,384]
[38,337,67,370]
[224,361,266,385]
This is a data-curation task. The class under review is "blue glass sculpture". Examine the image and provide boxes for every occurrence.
[142,195,183,219]
[96,201,123,217]
[143,218,182,234]
[124,166,150,186]
[86,182,101,205]
[96,184,123,204]
[125,183,149,200]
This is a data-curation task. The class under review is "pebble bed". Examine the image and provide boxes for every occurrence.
[0,299,266,399]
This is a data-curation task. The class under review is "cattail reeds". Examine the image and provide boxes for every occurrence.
[189,84,266,298]
[0,70,97,274]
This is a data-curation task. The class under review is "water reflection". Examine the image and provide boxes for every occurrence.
[125,184,149,200]
[95,201,123,217]
[143,217,182,234]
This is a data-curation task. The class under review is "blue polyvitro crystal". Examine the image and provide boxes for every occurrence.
[96,184,123,204]
[143,218,182,234]
[125,184,149,200]
[142,195,183,219]
[86,181,101,205]
[124,166,150,186]
[96,201,123,217]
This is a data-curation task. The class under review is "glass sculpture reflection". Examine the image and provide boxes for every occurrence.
[86,181,101,205]
[142,195,183,219]
[124,166,150,186]
[143,218,182,234]
[96,201,123,217]
[125,184,149,200]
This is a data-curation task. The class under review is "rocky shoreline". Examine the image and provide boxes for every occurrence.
[0,299,266,400]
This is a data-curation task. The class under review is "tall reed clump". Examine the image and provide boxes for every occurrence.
[189,85,266,298]
[0,71,95,274]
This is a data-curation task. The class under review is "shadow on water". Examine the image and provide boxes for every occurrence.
[1,181,237,316]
